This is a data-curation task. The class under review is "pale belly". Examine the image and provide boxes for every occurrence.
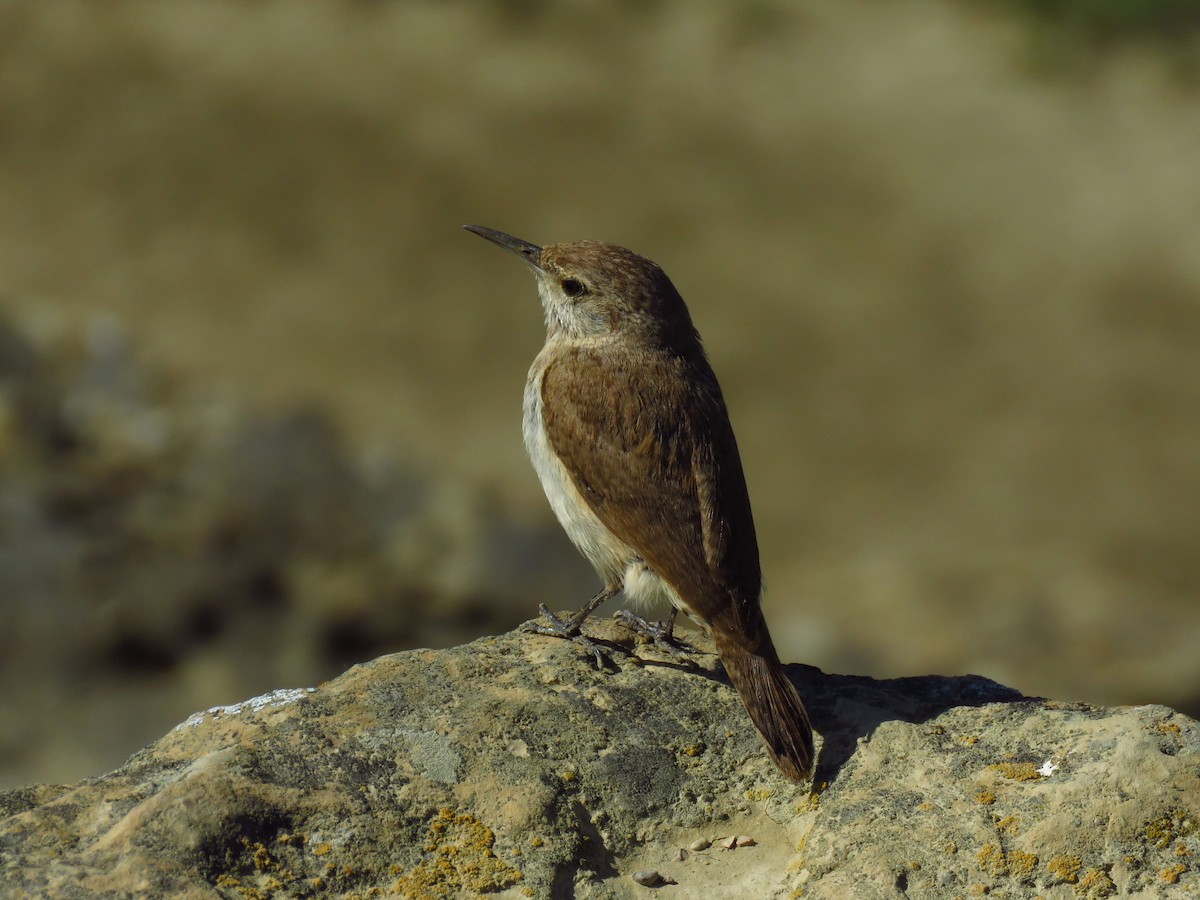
[523,356,681,613]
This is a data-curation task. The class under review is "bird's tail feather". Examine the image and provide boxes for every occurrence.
[713,631,814,782]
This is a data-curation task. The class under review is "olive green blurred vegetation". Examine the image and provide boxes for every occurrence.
[998,0,1200,79]
[0,0,1198,788]
[1010,0,1200,36]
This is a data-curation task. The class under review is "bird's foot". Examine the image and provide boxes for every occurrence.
[614,610,695,664]
[521,603,611,669]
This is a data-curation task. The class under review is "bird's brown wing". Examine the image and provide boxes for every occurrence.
[540,344,763,636]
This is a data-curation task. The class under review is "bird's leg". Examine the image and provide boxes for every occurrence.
[521,586,621,668]
[615,607,693,661]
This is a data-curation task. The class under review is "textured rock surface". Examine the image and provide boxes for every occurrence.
[1,621,1197,899]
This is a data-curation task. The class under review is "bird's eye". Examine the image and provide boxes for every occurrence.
[561,278,586,298]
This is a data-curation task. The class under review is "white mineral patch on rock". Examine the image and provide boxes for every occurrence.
[175,687,316,729]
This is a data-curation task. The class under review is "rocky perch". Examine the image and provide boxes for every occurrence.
[1,620,1197,899]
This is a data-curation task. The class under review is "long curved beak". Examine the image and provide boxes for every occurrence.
[463,225,544,271]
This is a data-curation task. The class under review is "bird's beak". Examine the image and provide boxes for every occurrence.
[463,225,544,271]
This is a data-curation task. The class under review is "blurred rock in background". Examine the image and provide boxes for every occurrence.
[0,0,1198,787]
[0,313,590,788]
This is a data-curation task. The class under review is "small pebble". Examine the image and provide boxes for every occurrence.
[721,836,738,850]
[735,835,756,847]
[688,838,711,852]
[674,848,687,862]
[632,870,661,886]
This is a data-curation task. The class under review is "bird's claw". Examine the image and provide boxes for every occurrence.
[521,604,609,668]
[614,610,696,665]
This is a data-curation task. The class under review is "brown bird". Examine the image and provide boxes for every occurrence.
[465,224,814,781]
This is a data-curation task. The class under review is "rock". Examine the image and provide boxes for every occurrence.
[1,620,1197,898]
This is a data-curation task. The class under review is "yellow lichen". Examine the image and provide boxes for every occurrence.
[1009,850,1038,879]
[248,841,274,871]
[975,790,997,805]
[1047,855,1082,884]
[1075,868,1115,897]
[391,808,523,899]
[1161,863,1187,884]
[995,815,1020,834]
[976,843,1007,877]
[1145,808,1196,849]
[211,836,314,898]
[988,762,1042,781]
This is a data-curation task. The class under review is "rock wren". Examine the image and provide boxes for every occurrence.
[464,224,814,781]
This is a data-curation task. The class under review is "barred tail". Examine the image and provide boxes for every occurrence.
[713,631,814,781]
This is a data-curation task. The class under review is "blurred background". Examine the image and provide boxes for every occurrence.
[1,0,1198,790]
